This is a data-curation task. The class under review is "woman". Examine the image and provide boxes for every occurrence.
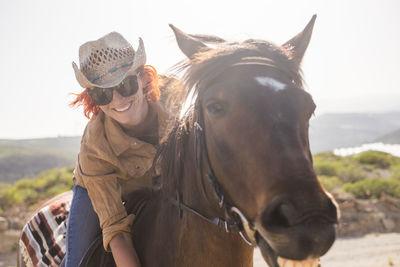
[65,32,170,267]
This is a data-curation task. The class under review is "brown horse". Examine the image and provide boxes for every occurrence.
[79,15,338,267]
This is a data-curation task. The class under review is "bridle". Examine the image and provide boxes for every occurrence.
[170,57,291,247]
[171,99,258,247]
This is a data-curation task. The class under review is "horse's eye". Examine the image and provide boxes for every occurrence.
[206,101,226,116]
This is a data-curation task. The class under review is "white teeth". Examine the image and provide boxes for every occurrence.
[114,102,131,112]
[277,257,319,267]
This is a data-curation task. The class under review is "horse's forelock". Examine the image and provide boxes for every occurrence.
[177,40,304,98]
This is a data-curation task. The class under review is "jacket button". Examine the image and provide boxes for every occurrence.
[135,165,140,169]
[132,142,137,146]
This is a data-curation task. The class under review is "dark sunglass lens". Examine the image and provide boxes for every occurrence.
[89,88,113,106]
[117,75,139,97]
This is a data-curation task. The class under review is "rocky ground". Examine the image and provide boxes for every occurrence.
[336,192,400,237]
[1,193,400,266]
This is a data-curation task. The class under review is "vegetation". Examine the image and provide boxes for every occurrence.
[0,167,73,213]
[343,178,400,199]
[315,151,400,199]
[353,151,397,169]
[1,150,399,215]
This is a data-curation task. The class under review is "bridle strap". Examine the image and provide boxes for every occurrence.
[170,191,242,233]
[195,106,257,245]
[171,103,257,246]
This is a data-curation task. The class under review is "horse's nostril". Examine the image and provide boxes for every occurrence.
[280,203,296,221]
[262,200,297,228]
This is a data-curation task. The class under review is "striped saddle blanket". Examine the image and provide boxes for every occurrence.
[20,191,72,267]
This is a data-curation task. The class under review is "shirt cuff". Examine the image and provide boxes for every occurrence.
[102,213,136,251]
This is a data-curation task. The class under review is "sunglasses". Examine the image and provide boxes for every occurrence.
[88,75,139,106]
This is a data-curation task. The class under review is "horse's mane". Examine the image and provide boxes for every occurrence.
[155,110,193,196]
[156,38,305,195]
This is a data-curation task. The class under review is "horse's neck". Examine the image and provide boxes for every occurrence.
[171,134,254,267]
[137,131,253,267]
[175,207,254,267]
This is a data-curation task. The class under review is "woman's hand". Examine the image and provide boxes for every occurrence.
[110,233,141,267]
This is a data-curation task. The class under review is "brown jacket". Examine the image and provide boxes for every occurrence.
[73,102,170,251]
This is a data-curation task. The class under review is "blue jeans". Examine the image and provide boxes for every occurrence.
[63,185,101,267]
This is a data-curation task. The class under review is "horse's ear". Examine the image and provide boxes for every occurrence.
[282,15,317,66]
[169,24,208,59]
[188,34,225,44]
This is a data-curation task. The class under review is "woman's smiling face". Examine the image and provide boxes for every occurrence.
[97,76,149,129]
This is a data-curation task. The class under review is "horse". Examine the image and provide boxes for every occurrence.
[80,15,338,267]
[18,15,339,267]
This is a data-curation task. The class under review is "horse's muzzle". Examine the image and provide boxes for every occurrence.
[255,195,338,260]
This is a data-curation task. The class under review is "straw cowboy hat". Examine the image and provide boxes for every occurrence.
[72,32,146,89]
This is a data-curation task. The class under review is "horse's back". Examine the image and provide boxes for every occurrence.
[37,190,73,212]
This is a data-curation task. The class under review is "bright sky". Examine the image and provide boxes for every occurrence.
[1,0,399,139]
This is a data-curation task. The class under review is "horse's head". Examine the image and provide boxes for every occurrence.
[170,16,338,267]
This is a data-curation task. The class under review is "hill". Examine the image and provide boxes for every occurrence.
[375,128,400,144]
[0,136,81,158]
[1,111,400,184]
[309,112,400,153]
[0,137,80,183]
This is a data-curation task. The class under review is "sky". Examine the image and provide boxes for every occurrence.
[0,0,399,139]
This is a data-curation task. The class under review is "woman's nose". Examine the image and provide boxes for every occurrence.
[111,89,124,103]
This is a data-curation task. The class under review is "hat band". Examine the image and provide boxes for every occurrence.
[91,61,134,82]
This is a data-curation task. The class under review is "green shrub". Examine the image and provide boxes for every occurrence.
[0,167,73,209]
[313,152,369,183]
[343,178,400,199]
[0,183,11,212]
[313,152,342,162]
[314,162,340,176]
[353,151,393,169]
[312,151,400,199]
[14,178,35,190]
[318,175,343,192]
[44,184,72,198]
[391,167,400,181]
[3,178,38,204]
[10,188,39,204]
[337,165,367,183]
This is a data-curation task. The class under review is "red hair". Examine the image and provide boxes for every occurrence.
[140,65,160,105]
[70,65,160,120]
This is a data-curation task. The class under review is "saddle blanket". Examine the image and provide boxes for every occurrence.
[20,192,71,267]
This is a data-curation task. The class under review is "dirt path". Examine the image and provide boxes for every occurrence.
[0,251,17,267]
[254,233,400,267]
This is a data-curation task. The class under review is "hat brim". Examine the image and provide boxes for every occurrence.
[73,38,147,89]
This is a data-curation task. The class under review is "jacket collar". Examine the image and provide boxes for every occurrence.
[104,102,170,156]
